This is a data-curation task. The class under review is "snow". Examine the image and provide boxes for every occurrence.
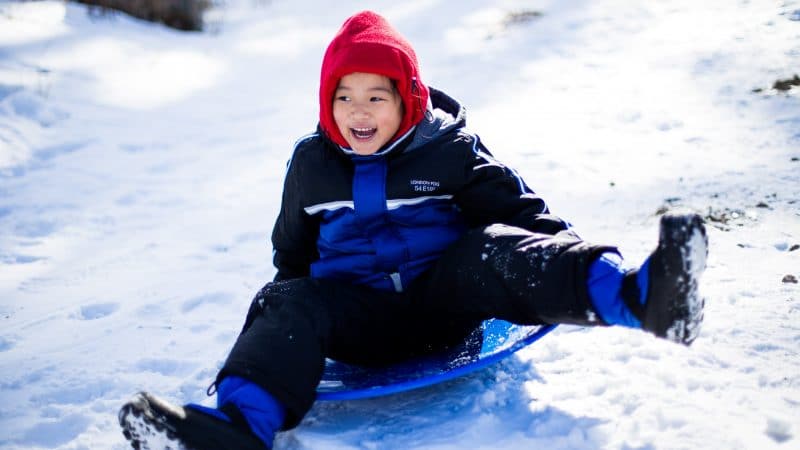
[1,0,798,448]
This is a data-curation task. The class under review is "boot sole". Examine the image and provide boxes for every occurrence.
[648,212,708,344]
[119,393,187,450]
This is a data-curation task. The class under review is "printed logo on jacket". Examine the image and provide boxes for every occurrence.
[410,179,440,192]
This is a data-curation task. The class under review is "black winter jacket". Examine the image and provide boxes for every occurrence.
[272,88,570,291]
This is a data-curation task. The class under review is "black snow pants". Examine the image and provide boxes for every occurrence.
[216,224,613,428]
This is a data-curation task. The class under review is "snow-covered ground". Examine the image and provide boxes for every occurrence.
[1,0,798,448]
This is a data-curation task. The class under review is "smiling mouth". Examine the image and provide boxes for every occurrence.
[351,127,377,140]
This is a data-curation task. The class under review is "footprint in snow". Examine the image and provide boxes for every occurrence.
[181,292,233,313]
[135,358,198,376]
[17,414,91,448]
[0,253,45,264]
[135,302,166,317]
[74,302,119,320]
[13,220,59,239]
[0,335,16,352]
[31,380,114,406]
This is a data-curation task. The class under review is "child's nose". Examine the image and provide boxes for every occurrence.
[351,103,369,117]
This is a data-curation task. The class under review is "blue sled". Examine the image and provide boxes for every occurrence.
[316,320,557,401]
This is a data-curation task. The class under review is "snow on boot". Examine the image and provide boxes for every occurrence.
[118,392,268,450]
[621,211,708,345]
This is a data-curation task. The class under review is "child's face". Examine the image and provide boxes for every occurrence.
[333,72,403,155]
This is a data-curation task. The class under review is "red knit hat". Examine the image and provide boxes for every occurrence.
[319,11,430,149]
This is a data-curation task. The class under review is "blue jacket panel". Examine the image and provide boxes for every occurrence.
[272,88,569,292]
[309,158,467,291]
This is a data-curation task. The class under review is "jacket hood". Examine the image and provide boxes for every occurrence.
[319,11,429,149]
[405,87,465,153]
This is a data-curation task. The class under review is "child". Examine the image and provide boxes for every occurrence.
[119,10,707,450]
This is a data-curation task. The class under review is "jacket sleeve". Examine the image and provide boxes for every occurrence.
[453,134,572,235]
[271,154,320,282]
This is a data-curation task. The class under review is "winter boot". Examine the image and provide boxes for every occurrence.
[622,211,708,345]
[118,391,268,450]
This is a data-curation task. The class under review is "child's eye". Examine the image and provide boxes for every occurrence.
[370,97,385,102]
[336,96,350,102]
